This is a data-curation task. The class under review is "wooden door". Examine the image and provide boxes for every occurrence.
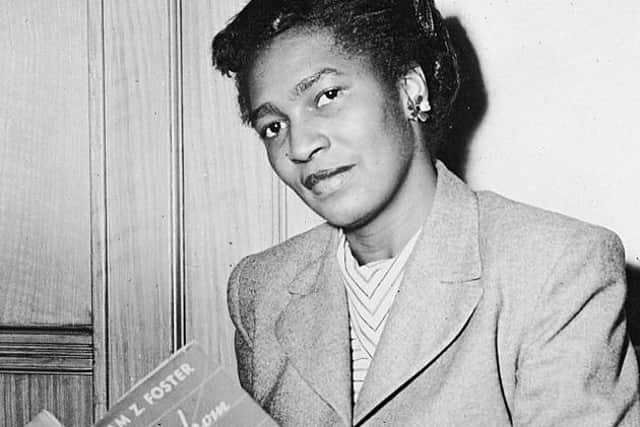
[0,0,178,424]
[1,1,94,425]
[1,1,318,425]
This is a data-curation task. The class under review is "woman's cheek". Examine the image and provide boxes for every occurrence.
[267,153,294,184]
[265,146,282,173]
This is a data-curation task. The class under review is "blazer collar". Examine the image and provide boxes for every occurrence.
[285,224,339,295]
[417,160,482,282]
[276,161,483,426]
[354,161,483,423]
[276,229,353,425]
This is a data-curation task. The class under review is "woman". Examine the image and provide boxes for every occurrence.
[211,0,639,425]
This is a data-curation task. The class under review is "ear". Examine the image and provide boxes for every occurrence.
[400,64,431,115]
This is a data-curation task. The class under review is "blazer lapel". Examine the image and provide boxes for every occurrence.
[354,162,484,424]
[275,229,352,426]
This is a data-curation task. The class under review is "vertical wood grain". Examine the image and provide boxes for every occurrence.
[0,0,92,327]
[182,0,279,368]
[87,0,109,419]
[168,0,187,353]
[0,374,93,427]
[285,189,323,238]
[103,0,173,400]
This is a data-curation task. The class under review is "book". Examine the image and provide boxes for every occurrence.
[25,410,65,427]
[95,342,277,427]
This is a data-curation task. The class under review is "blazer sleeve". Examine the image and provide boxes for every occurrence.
[513,229,640,426]
[227,256,255,393]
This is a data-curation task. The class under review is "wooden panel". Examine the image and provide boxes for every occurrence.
[0,374,92,427]
[103,0,173,400]
[0,327,92,375]
[87,0,109,418]
[286,189,323,238]
[168,0,187,353]
[0,0,91,326]
[182,0,279,368]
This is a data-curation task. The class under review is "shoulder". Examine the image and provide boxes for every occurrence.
[232,222,335,284]
[475,194,639,424]
[473,190,626,317]
[475,190,623,265]
[473,191,630,357]
[227,222,335,319]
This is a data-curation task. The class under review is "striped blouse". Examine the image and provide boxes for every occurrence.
[336,228,422,404]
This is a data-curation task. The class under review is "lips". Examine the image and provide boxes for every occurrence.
[303,165,354,193]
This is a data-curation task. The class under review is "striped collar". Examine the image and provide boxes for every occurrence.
[336,226,423,353]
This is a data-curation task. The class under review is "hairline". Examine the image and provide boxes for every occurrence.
[240,24,407,125]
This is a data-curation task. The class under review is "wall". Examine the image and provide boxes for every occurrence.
[437,0,640,268]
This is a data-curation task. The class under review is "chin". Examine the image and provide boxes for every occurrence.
[302,189,380,229]
[315,206,375,231]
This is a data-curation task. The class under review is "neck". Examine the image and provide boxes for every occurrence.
[346,155,437,265]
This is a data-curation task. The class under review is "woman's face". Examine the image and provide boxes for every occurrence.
[248,28,423,229]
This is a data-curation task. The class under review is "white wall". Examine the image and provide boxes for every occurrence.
[438,0,640,267]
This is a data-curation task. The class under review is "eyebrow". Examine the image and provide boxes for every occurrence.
[249,68,341,126]
[290,67,340,99]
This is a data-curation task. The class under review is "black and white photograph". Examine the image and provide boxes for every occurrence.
[1,1,639,425]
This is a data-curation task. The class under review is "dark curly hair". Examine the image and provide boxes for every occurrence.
[211,0,460,154]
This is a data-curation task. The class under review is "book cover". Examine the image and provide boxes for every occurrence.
[95,342,277,427]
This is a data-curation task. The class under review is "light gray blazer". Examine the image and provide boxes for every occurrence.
[228,163,640,426]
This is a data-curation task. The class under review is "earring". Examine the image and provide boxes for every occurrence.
[408,95,430,122]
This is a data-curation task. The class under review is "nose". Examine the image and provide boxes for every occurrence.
[287,121,330,163]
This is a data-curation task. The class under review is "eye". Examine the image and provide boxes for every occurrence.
[316,88,342,108]
[261,121,288,140]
